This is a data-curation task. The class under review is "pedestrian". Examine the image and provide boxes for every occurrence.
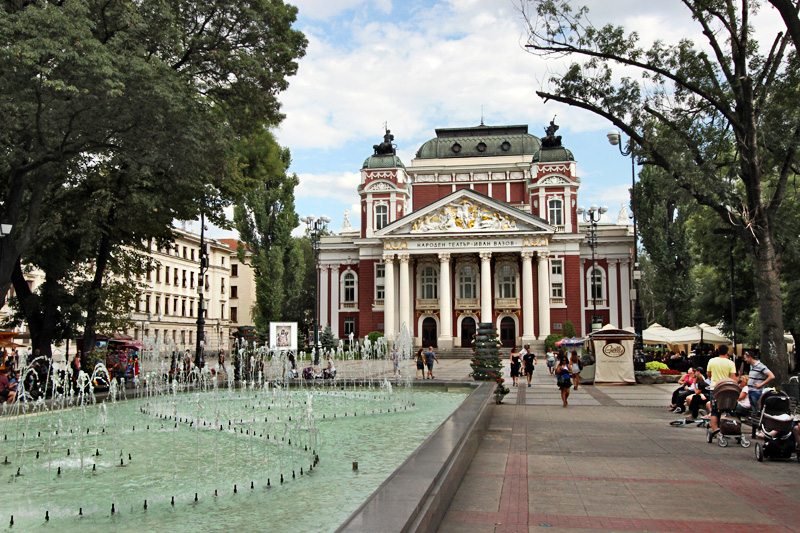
[546,349,556,375]
[555,355,572,407]
[706,345,737,438]
[523,344,535,387]
[509,346,521,386]
[218,349,227,374]
[744,351,775,413]
[0,366,16,404]
[424,346,439,379]
[570,350,582,390]
[392,346,401,376]
[415,348,425,379]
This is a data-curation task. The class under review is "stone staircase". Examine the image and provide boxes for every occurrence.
[436,347,475,359]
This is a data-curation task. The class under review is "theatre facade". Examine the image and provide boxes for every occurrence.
[317,124,635,351]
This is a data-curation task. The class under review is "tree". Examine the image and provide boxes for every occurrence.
[0,0,307,308]
[233,128,302,331]
[521,0,800,382]
[635,166,695,329]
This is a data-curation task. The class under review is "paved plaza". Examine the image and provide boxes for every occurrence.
[414,359,800,533]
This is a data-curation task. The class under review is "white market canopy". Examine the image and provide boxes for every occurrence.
[641,323,732,346]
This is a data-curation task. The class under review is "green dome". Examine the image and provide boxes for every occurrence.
[362,154,405,169]
[533,146,575,162]
[415,125,542,159]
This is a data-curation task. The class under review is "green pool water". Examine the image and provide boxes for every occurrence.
[0,386,469,532]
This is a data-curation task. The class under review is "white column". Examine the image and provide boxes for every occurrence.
[383,254,395,338]
[480,251,492,322]
[438,253,453,349]
[521,251,535,344]
[330,265,340,338]
[620,259,632,328]
[537,252,550,339]
[319,265,329,328]
[608,260,619,328]
[398,253,410,334]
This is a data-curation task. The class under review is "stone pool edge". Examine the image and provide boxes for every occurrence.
[336,380,495,533]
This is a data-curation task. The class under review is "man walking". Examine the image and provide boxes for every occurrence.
[745,351,775,413]
[424,346,439,379]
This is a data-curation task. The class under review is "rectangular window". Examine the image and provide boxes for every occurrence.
[174,298,178,314]
[182,270,187,288]
[135,299,141,312]
[155,297,161,315]
[174,270,179,286]
[230,307,238,322]
[375,264,385,301]
[156,266,161,283]
[189,300,194,317]
[183,246,187,259]
[182,300,186,317]
[221,304,225,320]
[344,317,355,336]
[145,296,151,313]
[551,282,563,298]
[191,249,195,261]
[189,331,193,345]
[230,286,238,298]
[165,266,170,285]
[231,264,238,277]
[221,257,225,266]
[190,272,194,289]
[375,204,389,230]
[550,259,564,300]
[146,269,152,282]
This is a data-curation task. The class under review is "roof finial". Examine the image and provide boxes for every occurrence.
[480,106,484,126]
[373,125,396,155]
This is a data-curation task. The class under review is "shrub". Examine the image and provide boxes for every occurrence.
[645,361,669,371]
[366,331,384,345]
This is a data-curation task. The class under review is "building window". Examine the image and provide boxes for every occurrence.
[230,286,238,299]
[155,297,161,315]
[497,265,517,298]
[548,198,563,226]
[344,317,355,336]
[145,296,151,313]
[191,249,195,261]
[182,270,187,288]
[146,269,151,282]
[221,278,225,295]
[156,266,161,283]
[189,300,194,317]
[552,282,563,298]
[173,269,179,286]
[550,259,564,299]
[343,272,356,302]
[231,264,238,277]
[375,264,385,301]
[181,330,186,344]
[174,298,178,315]
[375,204,389,230]
[165,266,170,285]
[221,304,225,320]
[135,299,141,312]
[182,300,186,317]
[190,272,194,289]
[189,331,193,345]
[590,268,604,300]
[458,265,477,299]
[230,307,238,323]
[420,266,438,299]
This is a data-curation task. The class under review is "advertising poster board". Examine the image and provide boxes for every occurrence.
[269,322,298,351]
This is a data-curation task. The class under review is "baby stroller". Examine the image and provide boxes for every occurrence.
[706,378,750,448]
[753,389,799,462]
[302,366,315,380]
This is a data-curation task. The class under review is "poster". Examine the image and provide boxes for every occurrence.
[269,322,298,351]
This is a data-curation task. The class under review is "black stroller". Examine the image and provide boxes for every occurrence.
[706,378,750,448]
[753,389,799,462]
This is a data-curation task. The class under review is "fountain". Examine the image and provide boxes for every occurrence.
[0,332,468,531]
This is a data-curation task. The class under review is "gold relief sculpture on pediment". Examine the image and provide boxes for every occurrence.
[411,199,518,233]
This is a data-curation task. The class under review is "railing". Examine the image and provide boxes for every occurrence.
[494,297,520,309]
[372,299,384,308]
[340,302,358,310]
[550,297,565,305]
[586,298,607,307]
[455,298,480,310]
[416,298,439,310]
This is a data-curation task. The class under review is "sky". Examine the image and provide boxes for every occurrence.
[198,0,783,240]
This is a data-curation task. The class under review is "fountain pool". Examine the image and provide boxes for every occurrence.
[0,386,469,532]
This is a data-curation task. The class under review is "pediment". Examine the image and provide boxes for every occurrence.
[376,189,554,237]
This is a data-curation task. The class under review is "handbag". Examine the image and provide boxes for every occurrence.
[556,372,570,387]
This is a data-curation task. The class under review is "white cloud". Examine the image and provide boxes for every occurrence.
[295,171,361,204]
[291,0,391,20]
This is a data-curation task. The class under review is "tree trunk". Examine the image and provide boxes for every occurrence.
[82,232,112,355]
[748,230,788,383]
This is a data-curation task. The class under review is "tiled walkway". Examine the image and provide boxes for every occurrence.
[434,363,800,533]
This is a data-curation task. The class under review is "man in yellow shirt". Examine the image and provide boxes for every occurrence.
[706,345,737,437]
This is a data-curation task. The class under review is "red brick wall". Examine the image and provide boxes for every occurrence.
[358,259,379,336]
[564,254,582,334]
[413,185,439,210]
[509,182,525,203]
[474,183,488,196]
[491,183,506,202]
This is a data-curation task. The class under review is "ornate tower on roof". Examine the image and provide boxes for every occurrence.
[359,128,411,238]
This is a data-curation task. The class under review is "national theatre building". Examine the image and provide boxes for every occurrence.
[317,123,634,351]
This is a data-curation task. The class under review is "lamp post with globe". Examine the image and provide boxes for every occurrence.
[301,214,331,364]
[577,204,608,332]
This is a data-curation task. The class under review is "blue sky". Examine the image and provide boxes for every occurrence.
[200,0,782,239]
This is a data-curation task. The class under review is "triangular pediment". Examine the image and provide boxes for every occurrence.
[376,189,555,237]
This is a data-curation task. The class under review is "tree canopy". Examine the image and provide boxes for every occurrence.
[521,0,800,382]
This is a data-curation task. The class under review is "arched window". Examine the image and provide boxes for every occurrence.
[343,272,357,302]
[548,198,563,226]
[458,265,477,299]
[420,266,438,299]
[375,204,389,230]
[497,265,517,298]
[590,268,604,300]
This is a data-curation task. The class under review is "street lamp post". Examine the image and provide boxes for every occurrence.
[607,129,645,369]
[301,214,331,365]
[196,211,208,370]
[577,204,608,333]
